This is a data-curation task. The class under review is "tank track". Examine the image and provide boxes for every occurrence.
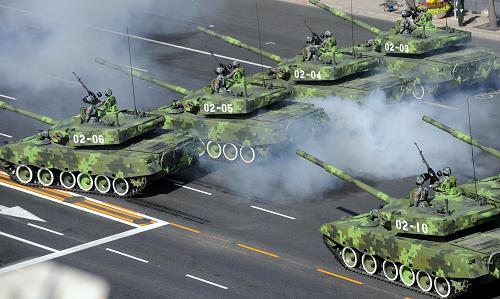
[3,166,149,199]
[322,235,470,299]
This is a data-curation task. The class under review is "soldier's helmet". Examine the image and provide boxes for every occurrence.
[232,60,240,68]
[324,30,332,37]
[402,10,411,18]
[215,67,224,74]
[443,167,451,176]
[416,175,425,185]
[104,88,112,96]
[306,36,313,44]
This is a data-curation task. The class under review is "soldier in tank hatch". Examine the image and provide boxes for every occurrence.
[399,10,416,34]
[212,67,227,93]
[303,36,321,61]
[413,175,430,207]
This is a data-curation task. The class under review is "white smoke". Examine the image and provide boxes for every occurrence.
[203,91,500,203]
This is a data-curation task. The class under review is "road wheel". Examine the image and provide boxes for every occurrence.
[361,253,379,275]
[113,178,130,196]
[412,83,425,100]
[417,270,433,292]
[341,247,359,269]
[399,265,416,286]
[222,143,238,161]
[198,140,206,157]
[434,277,452,298]
[60,171,76,189]
[239,145,256,164]
[206,141,222,159]
[37,168,55,187]
[95,175,111,194]
[77,173,94,191]
[382,260,399,281]
[16,165,33,184]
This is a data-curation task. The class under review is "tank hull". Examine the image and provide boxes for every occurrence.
[155,101,328,163]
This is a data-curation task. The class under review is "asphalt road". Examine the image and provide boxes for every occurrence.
[0,0,499,299]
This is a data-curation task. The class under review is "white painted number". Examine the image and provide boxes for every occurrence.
[203,103,233,113]
[294,69,322,80]
[395,220,429,234]
[384,42,409,53]
[72,134,105,144]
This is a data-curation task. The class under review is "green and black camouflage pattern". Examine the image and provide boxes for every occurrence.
[197,27,411,101]
[96,58,329,163]
[297,148,500,296]
[0,100,198,196]
[310,0,499,96]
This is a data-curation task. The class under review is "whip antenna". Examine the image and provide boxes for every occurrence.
[255,1,266,86]
[127,26,138,114]
[350,0,354,55]
[467,98,479,201]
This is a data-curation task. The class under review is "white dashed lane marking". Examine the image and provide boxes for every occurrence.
[250,206,296,220]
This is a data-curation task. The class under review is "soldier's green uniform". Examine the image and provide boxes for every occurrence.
[413,175,430,207]
[416,8,434,28]
[320,36,337,54]
[433,167,460,196]
[227,61,247,87]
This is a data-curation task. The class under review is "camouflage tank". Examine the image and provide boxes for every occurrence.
[310,0,499,99]
[198,26,410,101]
[0,100,198,197]
[296,130,500,297]
[96,58,328,164]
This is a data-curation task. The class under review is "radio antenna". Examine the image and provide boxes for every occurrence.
[350,0,355,55]
[466,98,479,202]
[127,26,138,114]
[255,1,266,87]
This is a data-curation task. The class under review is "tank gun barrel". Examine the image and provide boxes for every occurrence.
[0,101,56,126]
[308,0,382,35]
[423,115,500,159]
[95,58,191,96]
[197,27,283,63]
[296,150,393,204]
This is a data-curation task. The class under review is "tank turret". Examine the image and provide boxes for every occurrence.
[423,115,500,159]
[309,0,471,55]
[0,101,56,126]
[96,57,290,115]
[297,148,500,297]
[197,26,381,83]
[296,149,393,203]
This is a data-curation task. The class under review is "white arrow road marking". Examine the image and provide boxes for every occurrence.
[0,205,45,222]
[185,274,228,290]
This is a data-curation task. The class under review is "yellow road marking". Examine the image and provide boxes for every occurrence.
[0,173,9,179]
[83,200,143,219]
[237,244,279,258]
[318,268,364,285]
[170,223,200,233]
[97,201,141,214]
[74,202,134,223]
[42,188,72,198]
[0,179,65,201]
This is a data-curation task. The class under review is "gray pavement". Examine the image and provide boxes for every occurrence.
[0,0,499,298]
